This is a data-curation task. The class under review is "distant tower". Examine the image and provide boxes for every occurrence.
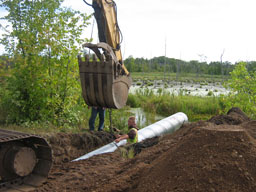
[164,37,167,83]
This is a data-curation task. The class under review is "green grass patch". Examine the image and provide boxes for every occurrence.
[127,90,222,122]
[0,105,133,134]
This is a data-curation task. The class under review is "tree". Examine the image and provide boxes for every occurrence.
[223,62,256,118]
[0,0,91,124]
[125,56,135,72]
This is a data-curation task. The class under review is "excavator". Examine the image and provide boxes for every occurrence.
[0,0,127,191]
[78,0,132,109]
[0,130,52,192]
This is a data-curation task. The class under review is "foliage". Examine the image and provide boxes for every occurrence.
[127,94,140,108]
[127,89,222,122]
[0,0,91,125]
[223,62,256,118]
[124,56,235,76]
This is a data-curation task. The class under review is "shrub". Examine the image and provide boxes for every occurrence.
[223,62,256,118]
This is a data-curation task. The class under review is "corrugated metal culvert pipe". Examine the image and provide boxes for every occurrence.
[73,112,188,162]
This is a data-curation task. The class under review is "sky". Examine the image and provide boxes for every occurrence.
[1,0,256,63]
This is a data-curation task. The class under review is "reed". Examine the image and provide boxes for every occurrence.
[127,90,222,122]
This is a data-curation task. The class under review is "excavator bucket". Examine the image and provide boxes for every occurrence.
[78,43,132,109]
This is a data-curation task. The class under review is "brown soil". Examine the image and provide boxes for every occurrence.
[45,131,115,164]
[34,107,256,192]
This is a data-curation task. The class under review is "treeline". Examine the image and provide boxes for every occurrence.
[124,56,256,76]
[2,51,256,78]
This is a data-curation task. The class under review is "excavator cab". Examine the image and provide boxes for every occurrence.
[78,0,132,109]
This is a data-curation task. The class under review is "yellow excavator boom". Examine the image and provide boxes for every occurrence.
[78,0,132,109]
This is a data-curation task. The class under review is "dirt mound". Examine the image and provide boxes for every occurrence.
[134,124,256,192]
[46,131,115,164]
[208,107,250,125]
[34,107,256,192]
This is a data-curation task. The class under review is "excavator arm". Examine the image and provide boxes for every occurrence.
[92,1,122,65]
[78,0,132,109]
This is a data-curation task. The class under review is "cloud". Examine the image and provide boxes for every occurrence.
[1,0,255,62]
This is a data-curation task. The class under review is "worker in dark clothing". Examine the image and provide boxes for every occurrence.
[89,107,105,131]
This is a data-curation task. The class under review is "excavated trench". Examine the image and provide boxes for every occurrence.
[34,107,256,192]
[45,131,116,164]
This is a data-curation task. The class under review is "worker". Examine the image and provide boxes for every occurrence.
[115,116,138,144]
[115,116,158,157]
[89,107,105,131]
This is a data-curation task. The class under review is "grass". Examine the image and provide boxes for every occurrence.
[1,89,222,134]
[127,89,222,122]
[0,105,133,135]
[0,71,229,133]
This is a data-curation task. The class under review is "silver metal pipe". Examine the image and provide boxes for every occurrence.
[72,112,188,161]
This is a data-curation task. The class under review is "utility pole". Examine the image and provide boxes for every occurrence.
[198,54,207,78]
[164,38,167,83]
[176,52,181,81]
[220,49,225,80]
[142,59,144,86]
[149,52,152,72]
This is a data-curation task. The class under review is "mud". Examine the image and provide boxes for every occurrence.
[34,107,256,192]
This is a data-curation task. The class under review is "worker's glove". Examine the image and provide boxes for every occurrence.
[115,138,121,143]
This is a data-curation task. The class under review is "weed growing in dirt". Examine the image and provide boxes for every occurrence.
[117,146,135,159]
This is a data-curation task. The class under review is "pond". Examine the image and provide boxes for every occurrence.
[126,80,229,129]
[128,108,165,128]
[130,80,229,96]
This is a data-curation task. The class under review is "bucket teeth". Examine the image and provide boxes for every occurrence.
[79,42,132,109]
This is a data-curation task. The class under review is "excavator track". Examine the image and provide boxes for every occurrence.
[0,129,52,192]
